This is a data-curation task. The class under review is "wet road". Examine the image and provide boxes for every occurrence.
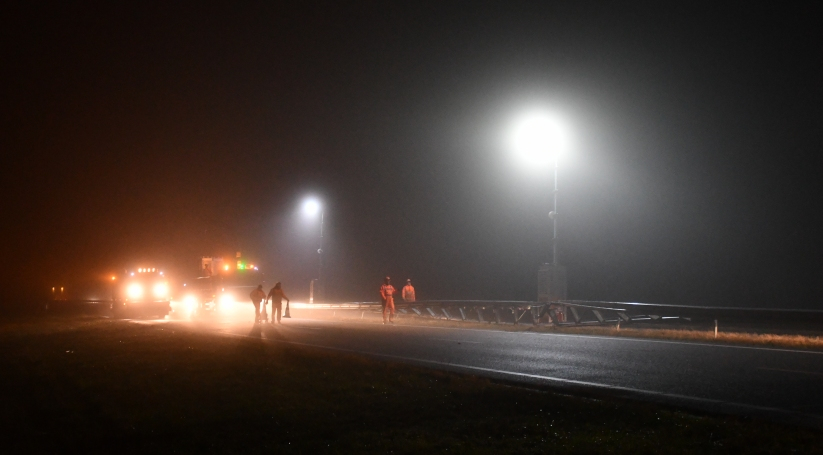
[151,315,823,426]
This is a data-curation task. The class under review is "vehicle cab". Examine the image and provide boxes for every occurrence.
[177,255,267,317]
[112,267,172,317]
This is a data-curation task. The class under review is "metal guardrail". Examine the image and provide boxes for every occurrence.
[45,298,823,329]
[556,300,823,327]
[294,300,546,325]
[295,299,823,328]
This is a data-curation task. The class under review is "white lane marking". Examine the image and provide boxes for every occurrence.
[758,367,823,377]
[209,327,822,423]
[301,318,823,356]
[430,338,483,344]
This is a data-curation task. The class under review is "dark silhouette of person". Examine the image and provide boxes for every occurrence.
[249,284,266,323]
[266,282,290,324]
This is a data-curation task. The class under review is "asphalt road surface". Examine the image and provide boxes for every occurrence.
[146,314,823,427]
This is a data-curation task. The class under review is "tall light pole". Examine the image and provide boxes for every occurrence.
[550,156,559,265]
[318,208,324,293]
[302,197,324,302]
[509,110,570,301]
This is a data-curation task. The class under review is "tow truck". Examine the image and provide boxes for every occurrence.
[112,267,172,318]
[177,255,268,317]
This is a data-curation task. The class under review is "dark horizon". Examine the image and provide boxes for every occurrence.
[3,2,822,307]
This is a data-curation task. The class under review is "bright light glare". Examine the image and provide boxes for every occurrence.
[183,295,197,311]
[219,294,235,312]
[126,283,143,299]
[153,283,169,298]
[302,198,321,216]
[509,111,569,167]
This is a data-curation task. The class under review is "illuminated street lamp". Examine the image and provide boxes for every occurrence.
[509,110,570,302]
[302,197,325,302]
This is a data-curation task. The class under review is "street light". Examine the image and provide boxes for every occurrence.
[509,110,570,302]
[302,198,321,217]
[301,197,324,302]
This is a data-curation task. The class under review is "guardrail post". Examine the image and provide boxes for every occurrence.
[411,307,422,316]
[476,307,485,323]
[442,308,452,320]
[426,307,437,318]
[459,307,467,321]
[568,306,581,324]
[493,307,502,324]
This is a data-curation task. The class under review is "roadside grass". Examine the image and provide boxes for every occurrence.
[341,314,823,351]
[1,315,822,454]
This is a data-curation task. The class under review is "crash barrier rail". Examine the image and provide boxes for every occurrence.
[45,298,823,331]
[291,302,378,310]
[294,299,823,329]
[44,299,113,312]
[556,300,823,329]
[296,300,558,325]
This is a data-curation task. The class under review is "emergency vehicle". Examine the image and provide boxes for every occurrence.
[178,255,268,316]
[111,267,172,318]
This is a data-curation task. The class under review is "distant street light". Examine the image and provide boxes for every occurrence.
[509,110,570,302]
[302,198,321,217]
[301,197,325,302]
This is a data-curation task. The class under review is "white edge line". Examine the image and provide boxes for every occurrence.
[212,328,821,423]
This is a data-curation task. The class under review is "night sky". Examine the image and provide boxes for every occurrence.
[3,2,822,306]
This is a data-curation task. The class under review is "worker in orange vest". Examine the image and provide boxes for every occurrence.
[402,278,416,302]
[380,276,396,324]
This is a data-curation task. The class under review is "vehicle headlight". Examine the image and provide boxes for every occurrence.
[126,283,143,299]
[153,282,169,298]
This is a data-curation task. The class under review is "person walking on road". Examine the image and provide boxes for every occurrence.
[380,276,396,324]
[402,278,416,302]
[249,285,266,323]
[266,282,290,324]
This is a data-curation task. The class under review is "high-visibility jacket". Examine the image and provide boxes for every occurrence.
[380,284,396,301]
[402,285,416,302]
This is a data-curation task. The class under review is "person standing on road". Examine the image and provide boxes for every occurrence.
[249,285,266,323]
[266,282,290,324]
[380,276,396,324]
[402,279,416,302]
